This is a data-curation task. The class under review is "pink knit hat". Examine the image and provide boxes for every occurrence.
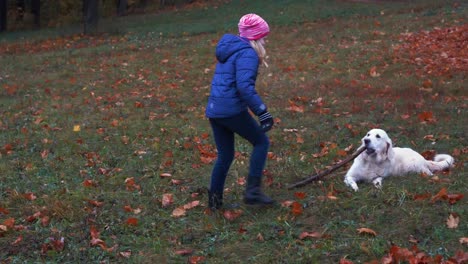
[238,14,270,40]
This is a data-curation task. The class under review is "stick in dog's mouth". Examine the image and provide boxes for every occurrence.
[287,145,366,189]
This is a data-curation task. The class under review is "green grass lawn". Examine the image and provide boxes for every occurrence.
[0,0,466,263]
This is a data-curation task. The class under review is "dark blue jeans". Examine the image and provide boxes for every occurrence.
[209,110,270,194]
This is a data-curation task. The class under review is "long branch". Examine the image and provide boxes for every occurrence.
[287,145,366,189]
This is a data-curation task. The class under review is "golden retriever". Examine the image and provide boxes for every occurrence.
[344,129,454,191]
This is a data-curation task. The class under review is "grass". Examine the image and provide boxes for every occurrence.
[0,0,467,263]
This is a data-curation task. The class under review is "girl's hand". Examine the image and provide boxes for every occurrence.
[259,111,274,132]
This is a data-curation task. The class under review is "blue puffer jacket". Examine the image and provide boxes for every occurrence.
[205,34,267,118]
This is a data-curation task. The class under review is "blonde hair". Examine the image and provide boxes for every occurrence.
[249,39,268,68]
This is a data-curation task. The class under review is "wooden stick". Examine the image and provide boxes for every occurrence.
[287,145,366,189]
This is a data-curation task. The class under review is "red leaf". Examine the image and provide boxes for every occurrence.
[294,192,306,199]
[417,111,434,122]
[125,217,138,226]
[339,258,354,264]
[0,207,9,215]
[23,192,37,201]
[189,256,206,264]
[291,201,303,216]
[11,235,23,245]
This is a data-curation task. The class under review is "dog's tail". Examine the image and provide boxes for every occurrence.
[427,154,454,172]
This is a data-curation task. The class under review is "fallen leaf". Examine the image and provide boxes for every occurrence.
[4,218,15,228]
[160,173,172,178]
[459,237,468,245]
[10,235,22,246]
[162,193,174,207]
[125,217,138,226]
[369,66,380,77]
[223,209,243,221]
[299,231,322,239]
[23,192,37,201]
[339,258,354,264]
[189,256,206,264]
[294,192,306,199]
[430,187,447,203]
[183,200,200,210]
[172,207,186,218]
[291,201,303,216]
[357,227,377,236]
[175,248,193,256]
[447,193,464,205]
[446,213,459,229]
[119,251,132,258]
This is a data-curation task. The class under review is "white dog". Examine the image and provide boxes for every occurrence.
[344,129,454,191]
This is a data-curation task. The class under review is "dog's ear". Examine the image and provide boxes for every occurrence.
[386,142,395,160]
[384,136,394,161]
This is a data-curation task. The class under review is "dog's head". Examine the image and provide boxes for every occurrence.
[361,129,394,162]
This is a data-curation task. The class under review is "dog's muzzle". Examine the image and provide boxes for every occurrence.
[364,139,375,154]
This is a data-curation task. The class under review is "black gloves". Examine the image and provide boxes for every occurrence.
[258,111,274,132]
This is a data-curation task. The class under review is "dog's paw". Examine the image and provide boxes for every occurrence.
[344,178,359,192]
[372,178,383,189]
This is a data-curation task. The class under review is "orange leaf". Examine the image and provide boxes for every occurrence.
[291,201,303,216]
[172,207,186,218]
[23,192,37,201]
[339,258,354,264]
[183,200,200,210]
[299,231,322,240]
[88,200,104,207]
[418,111,434,122]
[189,256,206,264]
[125,217,138,226]
[430,187,447,203]
[413,192,431,201]
[41,215,50,227]
[11,235,23,245]
[447,193,464,205]
[357,227,377,236]
[4,218,15,228]
[294,192,306,199]
[83,179,96,187]
[0,207,9,215]
[223,209,243,221]
[90,226,100,239]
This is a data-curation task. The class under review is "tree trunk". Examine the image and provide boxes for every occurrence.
[0,0,6,32]
[83,0,99,34]
[31,0,40,28]
[117,0,127,16]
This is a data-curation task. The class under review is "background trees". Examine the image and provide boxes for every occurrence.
[0,0,196,33]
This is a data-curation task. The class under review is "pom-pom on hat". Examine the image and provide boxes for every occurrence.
[238,13,270,40]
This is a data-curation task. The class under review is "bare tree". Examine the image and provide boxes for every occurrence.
[83,0,99,34]
[117,0,127,16]
[31,0,40,28]
[0,0,6,32]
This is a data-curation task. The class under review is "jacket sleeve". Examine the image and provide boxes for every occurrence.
[235,48,268,116]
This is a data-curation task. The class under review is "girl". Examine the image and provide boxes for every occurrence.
[206,14,275,209]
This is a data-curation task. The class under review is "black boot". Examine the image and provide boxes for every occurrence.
[208,191,223,210]
[244,176,275,205]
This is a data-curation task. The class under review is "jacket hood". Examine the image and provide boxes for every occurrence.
[215,34,252,63]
